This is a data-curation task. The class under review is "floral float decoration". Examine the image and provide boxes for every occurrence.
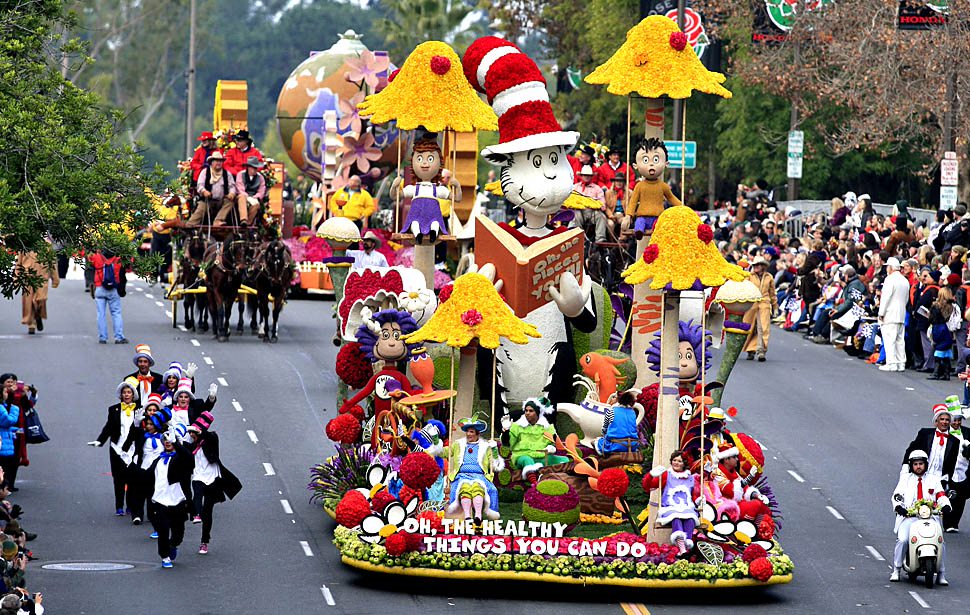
[584,15,732,100]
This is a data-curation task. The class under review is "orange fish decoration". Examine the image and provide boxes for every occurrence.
[580,352,630,403]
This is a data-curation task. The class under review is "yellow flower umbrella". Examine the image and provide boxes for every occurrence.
[584,15,732,100]
[357,41,497,132]
[621,205,746,290]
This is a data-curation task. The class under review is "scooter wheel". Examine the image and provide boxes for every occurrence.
[922,557,936,589]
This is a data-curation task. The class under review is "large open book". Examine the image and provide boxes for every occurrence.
[475,215,585,317]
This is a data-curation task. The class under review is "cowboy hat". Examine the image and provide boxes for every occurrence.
[750,256,768,267]
[234,129,252,141]
[361,230,382,248]
[206,150,226,162]
[244,156,266,169]
[197,131,214,141]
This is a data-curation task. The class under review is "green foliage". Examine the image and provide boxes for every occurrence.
[377,0,483,59]
[0,0,157,296]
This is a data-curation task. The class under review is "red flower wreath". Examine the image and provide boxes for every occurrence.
[748,556,774,582]
[643,244,659,264]
[399,452,441,489]
[742,543,768,563]
[596,468,630,499]
[325,413,362,444]
[758,516,775,541]
[384,532,409,556]
[696,224,714,244]
[335,490,371,528]
[461,309,484,326]
[336,343,372,389]
[398,484,422,506]
[669,31,688,52]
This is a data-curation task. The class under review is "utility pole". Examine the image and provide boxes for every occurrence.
[786,38,801,201]
[184,0,197,159]
[943,70,956,152]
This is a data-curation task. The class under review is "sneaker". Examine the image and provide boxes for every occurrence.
[198,543,208,555]
[192,515,202,524]
[132,517,142,526]
[889,567,900,582]
[115,338,129,344]
[150,531,158,539]
[878,365,895,371]
[25,532,36,542]
[161,557,173,569]
[937,572,948,586]
[115,509,125,516]
[170,547,178,561]
[99,340,107,344]
[757,353,766,362]
[746,351,755,361]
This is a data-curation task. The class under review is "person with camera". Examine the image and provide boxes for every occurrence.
[0,590,43,615]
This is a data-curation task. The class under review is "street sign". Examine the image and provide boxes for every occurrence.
[787,131,804,179]
[787,153,803,179]
[941,186,958,210]
[664,140,696,169]
[941,151,958,186]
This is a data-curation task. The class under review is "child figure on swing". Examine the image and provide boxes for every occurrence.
[643,449,699,555]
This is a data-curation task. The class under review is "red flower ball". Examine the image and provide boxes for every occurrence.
[388,68,400,82]
[340,404,366,421]
[325,413,361,444]
[461,309,484,326]
[697,224,714,244]
[385,532,409,556]
[400,452,441,489]
[430,55,452,75]
[636,383,659,431]
[416,510,444,533]
[758,516,775,541]
[438,283,454,303]
[398,484,422,506]
[335,490,370,528]
[742,543,768,563]
[596,468,630,499]
[404,531,424,552]
[336,343,372,389]
[748,556,774,582]
[370,490,397,512]
[643,244,660,264]
[669,31,688,51]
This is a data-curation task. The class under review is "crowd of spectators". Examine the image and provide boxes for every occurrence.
[706,187,970,384]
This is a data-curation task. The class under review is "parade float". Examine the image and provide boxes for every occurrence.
[309,17,793,589]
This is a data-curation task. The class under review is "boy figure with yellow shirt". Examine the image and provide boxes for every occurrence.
[626,138,682,239]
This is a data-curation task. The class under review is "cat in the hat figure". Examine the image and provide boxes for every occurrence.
[461,36,597,416]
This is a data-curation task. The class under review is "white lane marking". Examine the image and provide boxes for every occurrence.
[906,387,915,391]
[135,287,143,292]
[787,470,805,483]
[247,430,258,444]
[281,499,293,514]
[155,301,164,307]
[178,325,187,332]
[204,357,214,365]
[146,293,154,299]
[865,545,884,561]
[826,506,845,520]
[191,339,200,347]
[232,400,243,412]
[300,541,313,556]
[321,585,335,606]
[217,377,228,386]
[263,463,276,476]
[908,591,930,609]
[164,310,173,318]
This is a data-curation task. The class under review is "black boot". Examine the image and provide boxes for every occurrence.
[928,363,944,380]
[942,358,952,381]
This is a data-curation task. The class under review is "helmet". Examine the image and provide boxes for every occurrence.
[908,450,929,464]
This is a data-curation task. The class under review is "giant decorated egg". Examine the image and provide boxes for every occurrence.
[276,30,397,182]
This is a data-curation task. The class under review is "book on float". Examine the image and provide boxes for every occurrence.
[474,214,585,318]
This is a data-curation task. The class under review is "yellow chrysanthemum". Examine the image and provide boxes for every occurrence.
[483,181,601,210]
[404,272,540,349]
[585,16,732,100]
[621,205,746,290]
[357,41,497,133]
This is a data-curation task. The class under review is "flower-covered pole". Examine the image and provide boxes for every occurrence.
[403,272,540,441]
[316,217,361,308]
[585,15,732,388]
[358,40,497,290]
[711,279,763,407]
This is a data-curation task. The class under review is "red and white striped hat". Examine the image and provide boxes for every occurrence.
[462,37,578,156]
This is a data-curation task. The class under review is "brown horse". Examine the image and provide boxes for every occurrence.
[204,235,253,342]
[253,238,294,342]
[179,230,211,332]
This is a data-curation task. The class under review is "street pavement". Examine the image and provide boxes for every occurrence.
[1,279,968,614]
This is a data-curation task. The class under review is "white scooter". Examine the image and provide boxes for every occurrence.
[901,503,945,589]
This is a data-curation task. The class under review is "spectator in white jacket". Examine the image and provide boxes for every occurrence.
[880,257,911,372]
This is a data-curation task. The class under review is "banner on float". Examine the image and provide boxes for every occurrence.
[897,0,948,30]
[752,0,836,44]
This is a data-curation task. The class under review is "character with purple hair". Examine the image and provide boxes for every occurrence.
[645,319,712,422]
[338,308,418,417]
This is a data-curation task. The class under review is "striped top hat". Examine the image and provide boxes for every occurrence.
[462,37,578,157]
[132,344,155,367]
[175,378,194,400]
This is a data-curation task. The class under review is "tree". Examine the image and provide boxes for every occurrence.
[377,0,484,58]
[0,0,156,297]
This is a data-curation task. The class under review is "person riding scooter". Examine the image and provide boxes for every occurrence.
[891,449,952,585]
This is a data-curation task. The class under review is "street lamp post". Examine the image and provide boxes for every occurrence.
[184,0,197,159]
